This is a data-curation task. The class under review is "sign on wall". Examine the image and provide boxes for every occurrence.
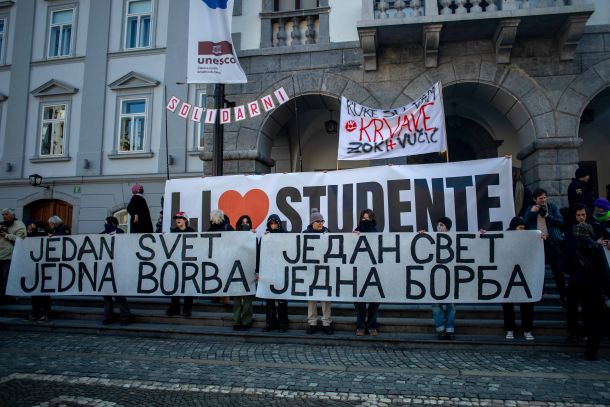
[338,82,447,161]
[163,157,514,234]
[257,231,545,303]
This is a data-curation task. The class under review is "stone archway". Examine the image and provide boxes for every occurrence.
[240,72,379,173]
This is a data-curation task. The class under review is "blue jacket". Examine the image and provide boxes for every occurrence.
[524,202,564,242]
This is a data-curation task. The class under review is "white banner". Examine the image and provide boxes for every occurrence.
[163,158,514,234]
[257,232,545,303]
[6,233,257,297]
[187,0,247,84]
[338,82,447,161]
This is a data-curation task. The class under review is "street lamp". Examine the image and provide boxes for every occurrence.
[28,174,49,189]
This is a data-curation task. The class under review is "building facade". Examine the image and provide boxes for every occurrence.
[0,0,608,233]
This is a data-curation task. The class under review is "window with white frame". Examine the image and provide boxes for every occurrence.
[197,91,206,150]
[125,0,152,49]
[40,104,67,156]
[0,18,5,62]
[118,99,147,153]
[48,9,74,58]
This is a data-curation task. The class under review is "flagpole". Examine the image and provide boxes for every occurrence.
[213,83,224,177]
[163,84,170,180]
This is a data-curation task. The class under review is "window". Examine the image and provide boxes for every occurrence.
[197,91,206,150]
[118,99,147,153]
[48,9,74,58]
[125,0,152,49]
[40,104,67,156]
[0,18,5,62]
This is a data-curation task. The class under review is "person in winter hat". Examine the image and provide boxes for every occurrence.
[166,211,196,317]
[232,214,255,331]
[303,209,333,334]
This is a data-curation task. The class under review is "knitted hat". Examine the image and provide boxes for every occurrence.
[575,167,589,179]
[593,198,610,212]
[508,216,526,231]
[437,216,452,231]
[173,211,189,222]
[131,184,144,194]
[310,208,324,225]
[573,222,594,240]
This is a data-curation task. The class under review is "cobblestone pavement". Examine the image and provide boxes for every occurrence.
[0,331,609,406]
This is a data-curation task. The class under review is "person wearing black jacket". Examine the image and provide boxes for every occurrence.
[208,210,233,305]
[564,205,610,361]
[165,212,196,317]
[568,168,595,211]
[260,214,289,333]
[353,209,380,336]
[233,215,255,331]
[127,184,153,233]
[101,216,134,325]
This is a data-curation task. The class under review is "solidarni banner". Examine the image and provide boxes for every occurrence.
[163,157,514,234]
[6,233,257,297]
[187,0,247,84]
[257,231,546,303]
[338,81,447,161]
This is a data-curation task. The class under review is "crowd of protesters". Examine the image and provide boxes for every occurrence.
[1,169,609,361]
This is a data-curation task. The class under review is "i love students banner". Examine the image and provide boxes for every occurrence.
[162,157,515,234]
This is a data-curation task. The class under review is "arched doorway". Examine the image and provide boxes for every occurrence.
[578,87,610,198]
[24,199,73,231]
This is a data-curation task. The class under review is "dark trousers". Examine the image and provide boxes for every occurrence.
[103,296,133,321]
[265,299,288,329]
[355,302,380,330]
[566,283,604,358]
[0,259,11,301]
[544,240,566,301]
[169,297,193,313]
[502,303,534,332]
[31,296,51,318]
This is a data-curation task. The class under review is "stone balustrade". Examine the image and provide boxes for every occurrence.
[260,5,330,48]
[375,0,426,18]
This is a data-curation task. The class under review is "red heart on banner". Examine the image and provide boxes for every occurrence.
[218,189,269,230]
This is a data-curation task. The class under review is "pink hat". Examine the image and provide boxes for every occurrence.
[131,184,143,194]
[173,211,189,222]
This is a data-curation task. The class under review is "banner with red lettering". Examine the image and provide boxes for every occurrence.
[338,82,447,160]
[187,0,247,84]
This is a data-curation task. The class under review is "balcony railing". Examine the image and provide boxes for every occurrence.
[260,5,330,48]
[372,0,581,18]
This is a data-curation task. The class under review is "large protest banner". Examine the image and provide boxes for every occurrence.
[257,231,545,303]
[163,157,514,234]
[186,0,247,84]
[338,82,447,161]
[6,233,257,297]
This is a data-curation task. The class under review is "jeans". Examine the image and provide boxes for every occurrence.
[502,303,534,332]
[265,299,288,329]
[432,303,456,333]
[355,302,380,330]
[307,301,332,326]
[103,296,133,321]
[233,296,253,325]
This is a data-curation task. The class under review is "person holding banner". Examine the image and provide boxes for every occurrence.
[166,211,196,317]
[303,209,333,335]
[232,215,255,331]
[353,209,380,337]
[209,210,234,305]
[260,214,289,333]
[525,189,567,307]
[0,208,26,305]
[500,217,535,341]
[101,216,134,325]
[422,217,457,340]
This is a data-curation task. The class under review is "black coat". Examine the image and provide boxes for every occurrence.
[127,194,153,233]
[568,178,595,210]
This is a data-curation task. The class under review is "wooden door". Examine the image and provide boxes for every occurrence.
[26,200,73,231]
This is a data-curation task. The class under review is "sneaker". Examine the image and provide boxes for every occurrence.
[165,307,180,316]
[180,310,191,317]
[323,325,333,335]
[437,331,447,340]
[505,331,514,340]
[262,324,277,332]
[306,325,317,335]
[120,316,134,326]
[102,318,115,325]
[356,329,365,336]
[278,327,287,333]
[524,332,535,341]
[28,315,38,322]
[37,315,48,323]
[368,328,378,336]
[446,333,455,340]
